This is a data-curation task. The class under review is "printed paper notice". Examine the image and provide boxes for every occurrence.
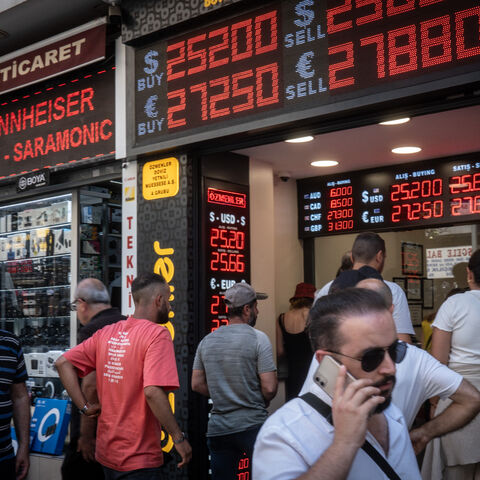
[143,157,179,200]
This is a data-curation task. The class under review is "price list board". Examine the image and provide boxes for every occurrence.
[204,179,250,334]
[132,0,480,153]
[298,153,480,238]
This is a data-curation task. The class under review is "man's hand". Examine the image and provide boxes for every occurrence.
[331,366,385,450]
[15,444,29,480]
[78,435,96,462]
[83,402,101,417]
[409,427,430,455]
[174,439,192,468]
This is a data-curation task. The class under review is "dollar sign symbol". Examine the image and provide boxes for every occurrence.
[362,191,369,203]
[294,0,315,29]
[144,50,159,75]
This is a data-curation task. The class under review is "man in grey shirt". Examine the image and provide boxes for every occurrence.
[192,282,277,480]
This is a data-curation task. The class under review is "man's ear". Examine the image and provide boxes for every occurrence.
[315,349,329,365]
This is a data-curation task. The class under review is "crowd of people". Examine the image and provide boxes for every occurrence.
[1,232,480,480]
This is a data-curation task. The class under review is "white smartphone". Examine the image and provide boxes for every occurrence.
[313,355,356,398]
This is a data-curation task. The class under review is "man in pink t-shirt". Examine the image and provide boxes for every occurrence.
[56,273,192,479]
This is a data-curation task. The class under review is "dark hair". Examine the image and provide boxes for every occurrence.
[468,249,480,284]
[307,288,389,352]
[227,299,256,319]
[290,297,314,309]
[336,251,353,277]
[131,272,166,304]
[352,232,385,263]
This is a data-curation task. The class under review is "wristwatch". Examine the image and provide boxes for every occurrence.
[173,432,186,444]
[79,404,89,415]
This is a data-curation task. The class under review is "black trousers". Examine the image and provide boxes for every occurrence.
[61,438,105,480]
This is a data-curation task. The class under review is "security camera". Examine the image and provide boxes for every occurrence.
[278,171,291,182]
[122,162,128,169]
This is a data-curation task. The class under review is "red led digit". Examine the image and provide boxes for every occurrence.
[210,228,220,247]
[421,180,431,197]
[391,184,400,201]
[400,183,409,200]
[356,0,383,26]
[236,231,245,250]
[190,82,209,120]
[422,202,432,219]
[360,34,386,78]
[211,295,220,315]
[327,0,353,34]
[187,34,207,75]
[388,24,418,76]
[410,181,420,199]
[386,0,414,17]
[167,41,186,81]
[211,251,219,270]
[231,19,253,62]
[473,173,480,191]
[255,10,278,55]
[410,202,421,220]
[433,178,443,195]
[211,319,220,332]
[450,176,462,194]
[421,16,452,68]
[232,69,254,113]
[237,254,245,272]
[256,63,279,107]
[329,42,355,90]
[219,229,229,248]
[209,26,230,69]
[220,252,228,271]
[210,76,231,118]
[451,198,462,215]
[167,89,187,129]
[456,7,480,60]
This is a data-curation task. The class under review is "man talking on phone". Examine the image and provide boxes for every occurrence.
[252,288,421,479]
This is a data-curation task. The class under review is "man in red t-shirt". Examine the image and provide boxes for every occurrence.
[56,273,192,479]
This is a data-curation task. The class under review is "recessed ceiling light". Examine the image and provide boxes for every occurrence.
[379,117,410,126]
[311,160,339,167]
[285,136,314,143]
[392,146,422,154]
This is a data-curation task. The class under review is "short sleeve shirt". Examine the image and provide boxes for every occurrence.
[193,324,276,436]
[0,331,28,463]
[64,317,179,471]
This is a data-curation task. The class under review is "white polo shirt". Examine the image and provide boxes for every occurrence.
[315,279,415,335]
[300,345,462,428]
[253,381,421,480]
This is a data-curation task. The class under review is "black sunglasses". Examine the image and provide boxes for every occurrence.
[328,340,407,372]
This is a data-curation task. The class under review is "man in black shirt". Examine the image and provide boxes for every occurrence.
[61,278,125,480]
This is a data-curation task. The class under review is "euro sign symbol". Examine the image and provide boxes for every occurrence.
[362,211,370,223]
[296,51,315,79]
[210,278,216,290]
[294,0,315,28]
[144,95,158,118]
[144,50,159,75]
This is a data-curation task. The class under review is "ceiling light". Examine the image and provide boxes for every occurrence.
[392,146,422,154]
[285,136,314,143]
[379,117,410,126]
[311,160,339,167]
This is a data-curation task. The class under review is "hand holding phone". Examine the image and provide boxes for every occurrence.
[313,355,355,398]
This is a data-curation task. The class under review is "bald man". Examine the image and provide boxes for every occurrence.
[62,279,125,480]
[302,278,480,455]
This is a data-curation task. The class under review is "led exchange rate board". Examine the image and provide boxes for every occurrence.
[297,153,480,238]
[133,0,480,153]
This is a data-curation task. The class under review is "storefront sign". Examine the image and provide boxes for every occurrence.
[426,245,472,279]
[0,21,106,95]
[16,169,50,192]
[0,65,115,178]
[142,157,179,200]
[122,161,137,315]
[131,0,480,154]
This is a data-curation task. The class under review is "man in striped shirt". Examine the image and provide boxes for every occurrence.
[0,330,30,480]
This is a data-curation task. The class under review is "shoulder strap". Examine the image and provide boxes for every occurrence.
[299,393,401,480]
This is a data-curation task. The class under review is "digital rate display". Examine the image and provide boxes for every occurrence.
[204,181,250,333]
[297,152,480,238]
[133,0,480,152]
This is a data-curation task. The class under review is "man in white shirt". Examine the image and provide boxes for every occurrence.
[253,288,421,480]
[315,232,414,343]
[302,278,480,455]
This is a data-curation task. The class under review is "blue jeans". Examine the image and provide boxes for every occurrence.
[102,466,162,480]
[207,425,261,480]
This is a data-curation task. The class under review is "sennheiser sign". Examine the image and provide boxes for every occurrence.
[16,169,50,192]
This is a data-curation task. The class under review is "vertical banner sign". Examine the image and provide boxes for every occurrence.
[137,155,192,480]
[204,179,250,334]
[122,161,137,315]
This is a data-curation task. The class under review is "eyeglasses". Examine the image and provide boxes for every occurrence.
[328,340,407,372]
[69,298,85,312]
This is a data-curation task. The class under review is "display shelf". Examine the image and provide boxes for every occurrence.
[0,222,71,238]
[0,284,70,292]
[0,253,70,264]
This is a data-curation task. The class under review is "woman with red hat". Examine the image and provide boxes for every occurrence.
[276,282,316,401]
